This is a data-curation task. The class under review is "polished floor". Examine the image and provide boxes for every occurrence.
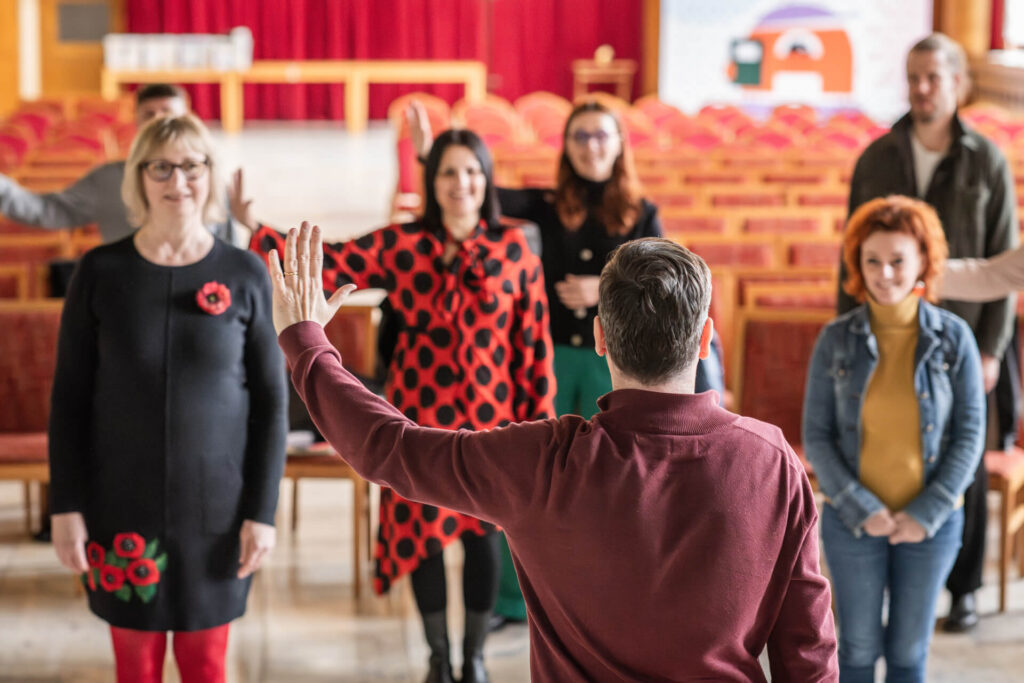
[3,124,1024,681]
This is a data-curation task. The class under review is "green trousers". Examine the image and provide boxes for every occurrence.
[494,344,611,619]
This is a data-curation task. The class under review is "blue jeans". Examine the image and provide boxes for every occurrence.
[821,505,963,683]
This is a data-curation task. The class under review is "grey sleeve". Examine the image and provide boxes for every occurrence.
[0,169,103,229]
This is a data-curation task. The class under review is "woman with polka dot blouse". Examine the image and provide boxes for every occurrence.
[249,129,555,683]
[410,99,686,627]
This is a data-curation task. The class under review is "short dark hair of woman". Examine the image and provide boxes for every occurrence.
[598,238,712,384]
[422,128,501,232]
[842,195,948,303]
[556,100,643,237]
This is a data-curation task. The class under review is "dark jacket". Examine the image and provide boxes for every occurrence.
[839,113,1018,360]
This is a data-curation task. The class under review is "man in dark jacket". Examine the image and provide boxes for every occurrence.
[839,33,1019,631]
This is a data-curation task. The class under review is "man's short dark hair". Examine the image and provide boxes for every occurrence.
[598,238,711,384]
[136,84,189,106]
[908,33,966,77]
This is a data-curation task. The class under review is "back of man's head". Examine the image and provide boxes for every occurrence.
[598,238,711,385]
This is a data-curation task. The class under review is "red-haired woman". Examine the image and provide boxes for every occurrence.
[802,195,985,682]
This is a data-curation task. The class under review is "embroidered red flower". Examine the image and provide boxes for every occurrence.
[86,542,105,568]
[99,565,126,591]
[126,558,161,586]
[196,281,231,315]
[84,569,97,591]
[113,532,145,559]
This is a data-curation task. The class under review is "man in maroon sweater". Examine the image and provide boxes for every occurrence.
[269,223,838,682]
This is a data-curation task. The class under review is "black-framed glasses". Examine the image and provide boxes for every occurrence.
[141,158,210,182]
[569,129,617,146]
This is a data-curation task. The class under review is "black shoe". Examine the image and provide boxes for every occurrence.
[943,592,979,632]
[488,613,526,633]
[32,528,51,543]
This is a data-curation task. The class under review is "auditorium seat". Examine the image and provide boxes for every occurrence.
[735,308,832,445]
[513,92,571,148]
[0,300,63,534]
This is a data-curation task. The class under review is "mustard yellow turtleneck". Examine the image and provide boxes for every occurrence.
[859,294,924,511]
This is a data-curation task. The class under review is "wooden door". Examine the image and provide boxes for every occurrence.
[39,0,123,96]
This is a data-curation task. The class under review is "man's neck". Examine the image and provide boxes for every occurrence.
[911,116,954,153]
[609,365,697,395]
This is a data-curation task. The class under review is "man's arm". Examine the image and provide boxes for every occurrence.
[280,321,566,525]
[940,248,1024,302]
[974,154,1019,359]
[0,169,102,229]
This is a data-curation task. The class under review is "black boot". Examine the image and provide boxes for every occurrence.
[421,611,455,683]
[461,610,490,683]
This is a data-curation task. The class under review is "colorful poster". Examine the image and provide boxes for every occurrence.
[659,1,933,123]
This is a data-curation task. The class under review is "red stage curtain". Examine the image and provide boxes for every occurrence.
[992,0,1005,49]
[124,0,642,121]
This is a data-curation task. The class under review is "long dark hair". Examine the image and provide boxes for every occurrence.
[555,101,642,236]
[422,128,501,233]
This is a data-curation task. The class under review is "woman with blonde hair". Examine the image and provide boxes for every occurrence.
[803,195,984,682]
[49,114,286,682]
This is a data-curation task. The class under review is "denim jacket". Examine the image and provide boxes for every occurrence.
[802,300,985,537]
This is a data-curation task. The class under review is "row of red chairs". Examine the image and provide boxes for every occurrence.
[0,96,135,174]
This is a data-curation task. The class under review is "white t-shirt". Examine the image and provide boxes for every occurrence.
[910,133,948,199]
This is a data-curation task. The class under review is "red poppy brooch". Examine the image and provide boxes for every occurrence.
[197,281,231,315]
[82,532,168,603]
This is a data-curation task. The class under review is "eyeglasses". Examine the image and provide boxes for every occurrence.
[569,129,617,146]
[141,158,210,182]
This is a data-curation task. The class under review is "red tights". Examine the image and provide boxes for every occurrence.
[109,624,230,683]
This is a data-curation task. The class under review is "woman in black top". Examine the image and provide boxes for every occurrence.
[49,114,287,682]
[409,99,725,628]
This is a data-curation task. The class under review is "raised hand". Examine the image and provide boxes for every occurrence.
[228,168,257,233]
[267,221,356,334]
[406,99,434,161]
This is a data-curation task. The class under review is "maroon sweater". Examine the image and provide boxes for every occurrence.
[282,322,838,682]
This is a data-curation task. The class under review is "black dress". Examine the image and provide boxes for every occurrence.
[497,185,662,350]
[49,236,287,631]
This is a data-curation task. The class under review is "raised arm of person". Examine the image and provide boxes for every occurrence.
[270,223,565,523]
[48,253,99,574]
[249,220,395,295]
[801,324,888,535]
[941,247,1024,302]
[0,165,110,229]
[766,461,839,682]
